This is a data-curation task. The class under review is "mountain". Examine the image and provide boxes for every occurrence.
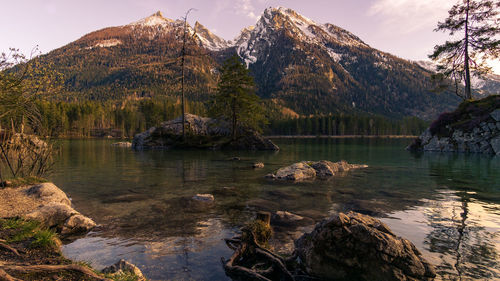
[416,60,500,97]
[37,11,224,100]
[31,8,462,120]
[231,7,460,119]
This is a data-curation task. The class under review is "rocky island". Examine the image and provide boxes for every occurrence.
[133,114,279,150]
[408,95,500,154]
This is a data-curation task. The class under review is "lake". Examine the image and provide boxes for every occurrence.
[49,138,500,280]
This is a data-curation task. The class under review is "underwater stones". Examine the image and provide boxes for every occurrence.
[252,162,265,168]
[271,211,312,227]
[294,211,436,281]
[111,141,132,147]
[192,194,215,202]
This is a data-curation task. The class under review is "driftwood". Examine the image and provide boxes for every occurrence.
[221,212,301,281]
[0,264,113,281]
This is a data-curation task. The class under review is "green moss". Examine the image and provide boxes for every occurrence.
[105,272,141,281]
[0,218,59,249]
[6,176,47,188]
[244,220,273,248]
[1,218,40,242]
[30,229,58,249]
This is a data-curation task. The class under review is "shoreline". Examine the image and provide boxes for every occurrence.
[0,182,144,281]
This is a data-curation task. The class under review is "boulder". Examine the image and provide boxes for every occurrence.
[271,160,367,181]
[491,136,500,154]
[294,212,436,281]
[25,202,96,236]
[25,182,71,206]
[102,259,145,281]
[61,214,97,235]
[275,162,317,181]
[490,109,500,122]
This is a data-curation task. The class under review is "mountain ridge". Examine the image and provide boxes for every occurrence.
[28,7,465,120]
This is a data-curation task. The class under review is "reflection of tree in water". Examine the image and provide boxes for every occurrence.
[424,153,500,280]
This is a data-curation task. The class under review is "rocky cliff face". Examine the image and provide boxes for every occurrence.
[408,95,500,154]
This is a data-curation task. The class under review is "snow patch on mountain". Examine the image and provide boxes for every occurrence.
[234,7,369,67]
[85,39,122,50]
[129,11,173,28]
[194,22,229,51]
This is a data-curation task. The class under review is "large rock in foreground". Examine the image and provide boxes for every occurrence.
[0,182,96,237]
[294,211,436,281]
[268,160,367,181]
[408,95,500,154]
[132,114,279,150]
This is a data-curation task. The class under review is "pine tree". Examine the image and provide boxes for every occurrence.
[430,0,500,100]
[209,55,266,140]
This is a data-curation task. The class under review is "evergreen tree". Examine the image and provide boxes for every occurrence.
[430,0,500,100]
[209,55,266,140]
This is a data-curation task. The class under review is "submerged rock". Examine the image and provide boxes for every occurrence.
[252,162,265,168]
[192,193,215,202]
[132,113,279,150]
[294,211,436,281]
[408,95,500,154]
[111,141,132,147]
[270,160,367,181]
[271,211,312,227]
[102,259,146,281]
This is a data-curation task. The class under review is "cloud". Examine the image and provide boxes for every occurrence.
[235,0,259,20]
[368,0,455,34]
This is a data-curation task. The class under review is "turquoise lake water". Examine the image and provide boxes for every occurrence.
[49,138,500,280]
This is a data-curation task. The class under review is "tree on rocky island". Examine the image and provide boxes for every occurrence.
[209,55,266,140]
[430,0,500,100]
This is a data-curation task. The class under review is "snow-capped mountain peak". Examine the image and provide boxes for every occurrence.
[194,22,229,51]
[234,7,368,66]
[129,11,173,28]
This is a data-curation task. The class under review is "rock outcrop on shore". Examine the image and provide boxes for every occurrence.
[132,113,279,150]
[294,212,436,281]
[0,182,95,237]
[408,95,500,154]
[267,160,368,181]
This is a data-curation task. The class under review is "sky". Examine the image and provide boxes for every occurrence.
[1,0,499,73]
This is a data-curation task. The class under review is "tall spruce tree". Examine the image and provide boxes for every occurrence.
[210,55,266,140]
[430,0,500,100]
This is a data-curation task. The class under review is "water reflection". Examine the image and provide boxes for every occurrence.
[51,139,500,280]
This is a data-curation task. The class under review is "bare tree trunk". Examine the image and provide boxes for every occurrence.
[180,9,195,139]
[464,0,472,100]
[232,98,236,140]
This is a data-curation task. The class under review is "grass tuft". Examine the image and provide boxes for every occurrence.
[30,229,58,249]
